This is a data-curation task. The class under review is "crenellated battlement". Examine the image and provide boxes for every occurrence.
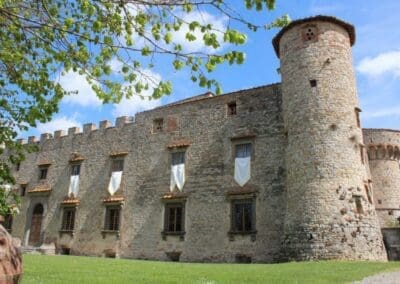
[17,116,135,144]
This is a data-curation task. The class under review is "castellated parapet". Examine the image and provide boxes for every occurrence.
[274,16,386,260]
[3,16,399,262]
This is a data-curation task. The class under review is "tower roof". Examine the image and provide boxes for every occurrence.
[272,15,355,58]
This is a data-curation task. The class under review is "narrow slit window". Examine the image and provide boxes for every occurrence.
[365,185,373,204]
[355,107,361,128]
[20,185,26,197]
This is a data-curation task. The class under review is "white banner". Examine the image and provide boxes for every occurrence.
[170,164,185,192]
[108,171,123,196]
[234,157,251,187]
[68,175,79,197]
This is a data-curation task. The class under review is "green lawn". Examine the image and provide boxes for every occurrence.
[22,254,400,284]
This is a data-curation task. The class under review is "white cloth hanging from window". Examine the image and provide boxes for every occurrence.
[234,157,251,187]
[68,175,79,197]
[108,171,122,196]
[170,164,185,192]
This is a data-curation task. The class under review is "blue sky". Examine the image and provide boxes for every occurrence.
[24,0,400,138]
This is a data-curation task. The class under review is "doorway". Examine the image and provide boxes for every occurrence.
[29,203,44,246]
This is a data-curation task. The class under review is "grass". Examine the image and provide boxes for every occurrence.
[22,254,400,284]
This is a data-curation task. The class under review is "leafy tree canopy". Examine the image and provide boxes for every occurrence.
[0,0,289,215]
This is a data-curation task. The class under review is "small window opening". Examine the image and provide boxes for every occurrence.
[378,199,382,205]
[153,118,164,133]
[365,185,372,204]
[20,185,26,197]
[71,164,80,176]
[235,143,251,159]
[309,79,317,87]
[355,108,361,128]
[388,210,394,216]
[171,151,185,166]
[227,102,237,116]
[39,167,48,180]
[16,162,20,171]
[61,247,70,255]
[354,196,364,214]
[360,146,365,165]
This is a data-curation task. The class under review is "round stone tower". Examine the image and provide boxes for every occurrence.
[364,129,400,228]
[273,16,387,260]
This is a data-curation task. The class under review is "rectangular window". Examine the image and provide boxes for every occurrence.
[231,199,254,233]
[164,203,184,233]
[153,118,164,133]
[71,164,81,176]
[354,196,364,214]
[171,151,185,165]
[235,143,251,158]
[4,214,13,233]
[61,207,76,231]
[105,206,120,231]
[20,184,26,197]
[39,167,48,180]
[112,159,124,172]
[227,102,237,116]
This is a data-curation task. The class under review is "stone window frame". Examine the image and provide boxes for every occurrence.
[60,206,76,233]
[161,198,186,241]
[227,191,257,241]
[38,166,49,180]
[104,205,121,232]
[153,118,164,133]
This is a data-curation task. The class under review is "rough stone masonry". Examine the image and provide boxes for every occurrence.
[4,15,400,262]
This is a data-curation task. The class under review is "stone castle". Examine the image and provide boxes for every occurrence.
[4,16,400,262]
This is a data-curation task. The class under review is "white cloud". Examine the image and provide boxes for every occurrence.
[112,69,162,117]
[357,51,400,78]
[37,116,82,134]
[59,71,102,107]
[362,105,400,119]
[172,11,229,53]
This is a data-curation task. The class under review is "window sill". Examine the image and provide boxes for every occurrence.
[228,230,257,242]
[101,230,120,239]
[161,231,185,241]
[59,230,75,237]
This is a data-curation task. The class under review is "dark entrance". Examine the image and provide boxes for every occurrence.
[382,228,400,261]
[29,204,44,246]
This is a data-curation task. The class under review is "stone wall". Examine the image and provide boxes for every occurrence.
[364,129,400,228]
[11,84,287,262]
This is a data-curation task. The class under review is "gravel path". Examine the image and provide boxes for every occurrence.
[353,271,400,284]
